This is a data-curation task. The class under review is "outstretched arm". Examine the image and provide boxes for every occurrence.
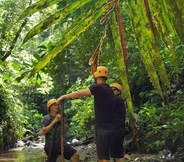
[58,88,91,101]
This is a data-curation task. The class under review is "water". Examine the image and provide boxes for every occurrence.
[0,147,46,162]
[0,144,94,162]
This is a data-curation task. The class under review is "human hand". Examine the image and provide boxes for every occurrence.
[56,114,61,120]
[58,96,65,102]
[57,99,62,106]
[53,114,61,123]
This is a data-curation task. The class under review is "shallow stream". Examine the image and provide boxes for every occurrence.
[0,147,46,162]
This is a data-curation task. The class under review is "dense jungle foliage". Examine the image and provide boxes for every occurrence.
[0,0,184,154]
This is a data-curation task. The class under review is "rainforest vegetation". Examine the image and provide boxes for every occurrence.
[0,0,184,154]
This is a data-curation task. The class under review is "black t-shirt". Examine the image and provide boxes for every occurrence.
[113,96,126,127]
[89,83,116,129]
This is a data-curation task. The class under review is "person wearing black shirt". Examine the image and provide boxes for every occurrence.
[110,83,126,162]
[58,66,116,162]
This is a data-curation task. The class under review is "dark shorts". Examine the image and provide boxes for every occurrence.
[110,128,125,158]
[44,141,76,162]
[95,128,125,160]
[95,129,114,160]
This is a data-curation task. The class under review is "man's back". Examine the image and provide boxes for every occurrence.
[113,96,126,127]
[89,83,115,129]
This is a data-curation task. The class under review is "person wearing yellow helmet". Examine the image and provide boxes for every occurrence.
[110,83,126,162]
[110,83,122,95]
[41,99,79,162]
[58,66,116,162]
[93,66,108,79]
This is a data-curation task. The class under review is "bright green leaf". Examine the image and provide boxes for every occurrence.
[18,0,61,20]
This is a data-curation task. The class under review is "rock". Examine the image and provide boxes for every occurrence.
[72,138,79,144]
[124,154,131,160]
[15,140,25,147]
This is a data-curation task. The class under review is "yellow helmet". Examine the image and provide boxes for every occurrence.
[110,83,122,92]
[94,66,108,78]
[47,99,57,108]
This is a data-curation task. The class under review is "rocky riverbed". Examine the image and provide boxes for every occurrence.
[1,132,184,162]
[1,140,184,162]
[0,142,161,162]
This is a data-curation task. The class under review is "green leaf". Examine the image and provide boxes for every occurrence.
[33,53,41,61]
[3,74,10,81]
[12,63,19,71]
[15,72,29,83]
[150,45,170,88]
[128,0,163,96]
[110,11,134,117]
[149,0,178,69]
[36,73,42,85]
[29,0,112,76]
[0,79,6,88]
[18,0,61,20]
[22,0,92,44]
[167,0,184,44]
